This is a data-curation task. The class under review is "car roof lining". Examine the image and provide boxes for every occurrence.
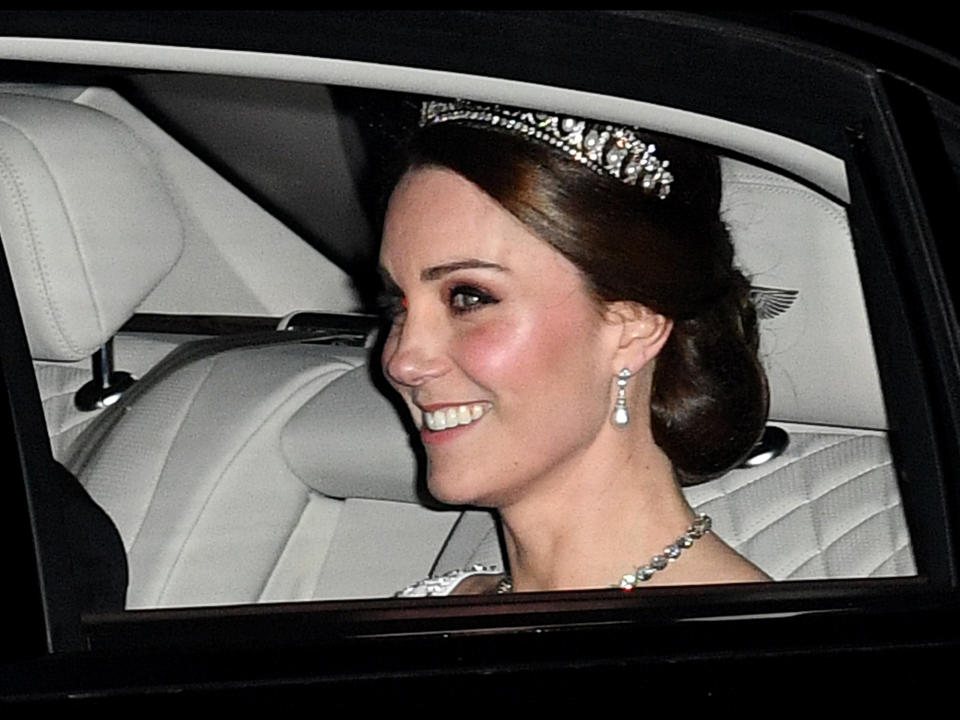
[0,37,849,203]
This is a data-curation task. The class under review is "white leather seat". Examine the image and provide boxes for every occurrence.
[0,91,186,459]
[0,90,471,608]
[70,340,467,607]
[0,90,187,610]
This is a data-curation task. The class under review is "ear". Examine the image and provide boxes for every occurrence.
[603,301,673,375]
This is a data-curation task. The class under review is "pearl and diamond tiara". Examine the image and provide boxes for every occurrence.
[420,99,674,199]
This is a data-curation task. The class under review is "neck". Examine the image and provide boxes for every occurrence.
[497,420,695,592]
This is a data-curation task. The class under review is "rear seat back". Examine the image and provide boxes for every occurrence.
[69,338,465,607]
[0,90,188,613]
[0,91,186,461]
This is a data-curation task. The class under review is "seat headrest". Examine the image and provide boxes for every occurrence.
[281,364,422,503]
[721,159,887,429]
[0,93,183,361]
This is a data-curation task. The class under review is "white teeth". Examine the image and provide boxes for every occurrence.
[424,404,488,431]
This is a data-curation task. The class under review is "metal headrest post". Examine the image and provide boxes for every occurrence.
[74,339,135,411]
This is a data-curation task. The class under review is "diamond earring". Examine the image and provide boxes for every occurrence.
[611,368,631,427]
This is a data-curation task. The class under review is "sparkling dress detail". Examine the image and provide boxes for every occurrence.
[395,564,504,597]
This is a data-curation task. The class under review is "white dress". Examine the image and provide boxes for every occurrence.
[396,564,504,597]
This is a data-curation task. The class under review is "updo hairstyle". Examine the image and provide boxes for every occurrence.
[393,120,769,485]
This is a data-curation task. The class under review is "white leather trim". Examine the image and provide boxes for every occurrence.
[1,82,360,316]
[257,492,344,603]
[281,364,421,504]
[0,92,184,360]
[0,37,848,201]
[723,159,887,428]
[72,87,359,316]
[34,333,191,461]
[35,360,100,459]
[310,498,461,601]
[685,427,915,580]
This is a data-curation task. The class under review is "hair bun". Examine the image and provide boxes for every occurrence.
[651,280,768,485]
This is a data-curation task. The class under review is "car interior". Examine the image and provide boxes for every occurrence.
[0,67,916,611]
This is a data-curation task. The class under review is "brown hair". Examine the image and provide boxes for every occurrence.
[395,121,768,484]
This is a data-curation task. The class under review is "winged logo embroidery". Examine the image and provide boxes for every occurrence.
[750,286,799,320]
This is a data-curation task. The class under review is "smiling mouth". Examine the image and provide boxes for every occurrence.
[422,404,489,431]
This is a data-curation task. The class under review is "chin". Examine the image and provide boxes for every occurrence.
[426,468,495,507]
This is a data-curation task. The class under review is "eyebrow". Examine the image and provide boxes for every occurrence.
[420,260,507,281]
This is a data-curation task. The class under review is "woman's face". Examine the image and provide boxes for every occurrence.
[379,167,618,507]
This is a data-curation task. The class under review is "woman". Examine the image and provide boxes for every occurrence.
[380,99,770,595]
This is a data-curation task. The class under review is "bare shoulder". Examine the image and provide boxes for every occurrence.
[708,537,772,582]
[700,533,771,583]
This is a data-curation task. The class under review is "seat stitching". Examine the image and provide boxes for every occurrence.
[73,90,189,284]
[696,435,858,506]
[736,465,893,546]
[734,454,891,542]
[308,499,350,599]
[818,501,904,555]
[40,387,89,403]
[128,359,217,551]
[865,539,915,576]
[51,413,100,437]
[156,362,354,603]
[805,442,826,577]
[880,456,899,572]
[780,546,823,578]
[779,502,903,579]
[0,122,105,352]
[255,493,311,602]
[723,180,849,232]
[689,435,853,512]
[0,146,80,357]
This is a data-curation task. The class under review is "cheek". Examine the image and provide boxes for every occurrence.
[457,306,598,395]
[457,321,524,381]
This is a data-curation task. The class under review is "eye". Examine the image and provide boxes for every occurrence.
[449,284,497,314]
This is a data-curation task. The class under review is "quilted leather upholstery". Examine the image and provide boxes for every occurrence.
[685,429,915,580]
[8,84,916,609]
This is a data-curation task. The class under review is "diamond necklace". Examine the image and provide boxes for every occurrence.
[495,514,712,594]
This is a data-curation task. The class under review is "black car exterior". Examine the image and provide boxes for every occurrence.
[1,11,959,703]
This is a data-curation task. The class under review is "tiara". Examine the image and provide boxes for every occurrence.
[420,99,674,199]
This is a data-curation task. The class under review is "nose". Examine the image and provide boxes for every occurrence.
[382,308,450,388]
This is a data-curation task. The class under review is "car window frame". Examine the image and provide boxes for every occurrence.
[2,10,959,698]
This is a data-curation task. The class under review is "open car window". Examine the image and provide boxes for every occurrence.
[0,74,914,607]
[1,11,957,699]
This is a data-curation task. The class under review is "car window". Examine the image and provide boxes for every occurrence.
[2,18,955,684]
[0,69,919,613]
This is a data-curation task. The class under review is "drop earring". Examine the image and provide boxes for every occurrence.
[611,368,631,428]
